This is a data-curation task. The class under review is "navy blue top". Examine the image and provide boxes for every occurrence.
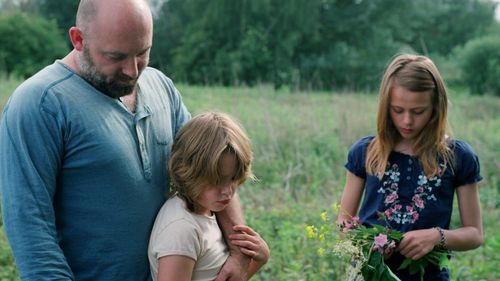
[345,136,482,280]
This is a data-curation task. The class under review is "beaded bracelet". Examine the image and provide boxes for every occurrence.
[435,227,447,249]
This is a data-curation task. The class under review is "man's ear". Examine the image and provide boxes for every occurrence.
[69,27,84,51]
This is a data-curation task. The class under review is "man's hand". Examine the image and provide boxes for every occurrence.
[229,225,270,264]
[214,251,250,281]
[215,194,251,281]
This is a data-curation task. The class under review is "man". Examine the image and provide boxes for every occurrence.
[0,0,249,280]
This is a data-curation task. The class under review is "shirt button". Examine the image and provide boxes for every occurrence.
[406,176,411,180]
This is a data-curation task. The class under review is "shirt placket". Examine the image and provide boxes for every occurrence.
[134,100,152,181]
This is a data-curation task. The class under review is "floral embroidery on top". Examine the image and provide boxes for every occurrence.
[377,160,443,225]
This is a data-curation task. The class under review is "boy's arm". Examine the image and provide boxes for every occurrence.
[157,255,195,281]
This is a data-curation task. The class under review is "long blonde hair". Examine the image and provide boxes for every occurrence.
[169,112,255,211]
[366,54,454,178]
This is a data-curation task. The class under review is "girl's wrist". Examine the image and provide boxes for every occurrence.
[434,227,447,249]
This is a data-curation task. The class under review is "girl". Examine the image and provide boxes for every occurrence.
[148,112,269,281]
[339,54,483,280]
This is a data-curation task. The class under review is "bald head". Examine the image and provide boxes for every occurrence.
[66,0,153,98]
[76,0,152,37]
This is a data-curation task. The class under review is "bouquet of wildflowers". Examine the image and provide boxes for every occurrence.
[306,204,449,281]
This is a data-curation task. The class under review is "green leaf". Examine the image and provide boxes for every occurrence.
[397,249,450,278]
[376,261,386,279]
[438,252,450,270]
[408,260,422,275]
[381,265,402,281]
[397,258,413,270]
[373,224,386,232]
[362,264,376,281]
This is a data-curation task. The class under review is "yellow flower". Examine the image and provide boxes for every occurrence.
[305,225,317,239]
[317,247,325,257]
[320,211,328,222]
[331,202,340,213]
[319,233,325,242]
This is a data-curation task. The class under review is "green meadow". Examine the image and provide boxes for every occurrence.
[1,78,499,280]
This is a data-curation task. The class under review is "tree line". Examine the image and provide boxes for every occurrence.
[1,0,500,95]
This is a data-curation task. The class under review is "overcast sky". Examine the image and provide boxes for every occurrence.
[494,0,500,20]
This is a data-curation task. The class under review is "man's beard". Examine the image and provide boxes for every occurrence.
[77,46,138,99]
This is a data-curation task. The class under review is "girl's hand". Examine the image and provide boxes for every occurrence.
[229,225,270,263]
[396,228,440,260]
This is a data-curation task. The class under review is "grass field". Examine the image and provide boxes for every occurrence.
[1,78,499,280]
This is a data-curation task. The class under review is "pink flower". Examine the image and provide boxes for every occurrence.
[374,234,388,247]
[394,204,402,210]
[352,216,360,225]
[385,192,398,204]
[373,234,397,254]
[412,195,424,209]
[384,209,393,220]
[412,212,419,223]
[384,240,396,254]
[373,234,396,254]
[343,221,354,231]
[416,186,424,193]
[342,216,361,231]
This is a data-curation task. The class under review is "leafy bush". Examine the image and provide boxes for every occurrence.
[0,11,68,78]
[151,0,495,91]
[456,35,500,96]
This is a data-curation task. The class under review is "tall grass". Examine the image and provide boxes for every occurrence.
[1,80,499,280]
[178,85,500,280]
[0,76,22,102]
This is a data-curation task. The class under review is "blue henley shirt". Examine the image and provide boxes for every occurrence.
[0,61,190,281]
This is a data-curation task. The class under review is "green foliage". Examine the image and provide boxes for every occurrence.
[151,0,496,90]
[0,228,19,281]
[395,0,495,55]
[455,35,500,96]
[177,84,500,280]
[2,0,498,91]
[308,208,447,281]
[0,75,21,109]
[36,0,79,47]
[0,10,68,78]
[0,0,79,48]
[245,207,342,280]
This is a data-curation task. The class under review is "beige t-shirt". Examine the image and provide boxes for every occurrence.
[148,196,229,281]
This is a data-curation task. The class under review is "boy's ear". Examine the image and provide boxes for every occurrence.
[68,27,84,51]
